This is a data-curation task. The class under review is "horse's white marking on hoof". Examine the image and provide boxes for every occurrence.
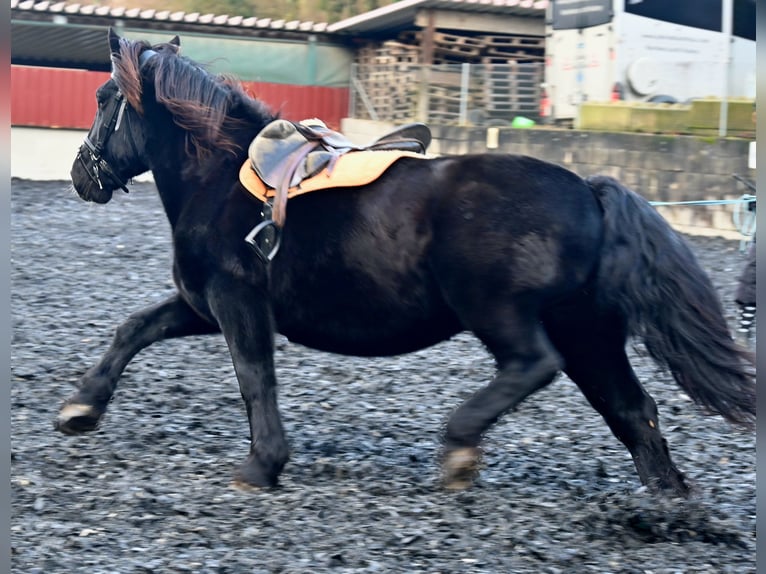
[230,480,264,493]
[58,403,96,423]
[443,447,481,490]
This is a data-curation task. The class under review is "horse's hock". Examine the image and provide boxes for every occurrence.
[342,118,755,239]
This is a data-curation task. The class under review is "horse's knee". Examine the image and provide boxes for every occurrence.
[113,314,145,346]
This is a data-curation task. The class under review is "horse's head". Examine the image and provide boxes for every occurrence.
[70,28,180,203]
[72,28,277,204]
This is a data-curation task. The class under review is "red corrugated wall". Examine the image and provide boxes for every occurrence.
[11,66,349,130]
[240,82,349,129]
[11,67,111,129]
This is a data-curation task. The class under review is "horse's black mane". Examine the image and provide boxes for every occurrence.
[112,36,277,176]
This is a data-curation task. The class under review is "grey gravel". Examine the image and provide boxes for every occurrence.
[12,179,755,573]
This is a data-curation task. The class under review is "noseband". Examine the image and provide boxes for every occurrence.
[76,49,158,194]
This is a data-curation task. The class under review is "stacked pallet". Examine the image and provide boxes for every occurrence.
[397,30,545,65]
[478,34,546,63]
[482,61,544,119]
[351,30,546,125]
[352,41,421,122]
[425,65,485,124]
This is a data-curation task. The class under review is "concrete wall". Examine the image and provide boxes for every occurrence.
[343,119,756,238]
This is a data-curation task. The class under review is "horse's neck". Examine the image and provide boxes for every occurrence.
[143,103,264,227]
[148,139,247,229]
[150,171,190,229]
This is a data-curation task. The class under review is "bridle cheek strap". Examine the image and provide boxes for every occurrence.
[78,49,158,194]
[79,93,131,193]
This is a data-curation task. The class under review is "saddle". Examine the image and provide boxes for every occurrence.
[243,119,431,227]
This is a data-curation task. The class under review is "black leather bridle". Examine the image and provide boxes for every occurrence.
[76,88,131,194]
[75,49,158,194]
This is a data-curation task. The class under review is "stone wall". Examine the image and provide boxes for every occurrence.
[21,123,752,238]
[343,118,755,238]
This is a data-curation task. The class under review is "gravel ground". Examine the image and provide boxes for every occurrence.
[11,179,756,573]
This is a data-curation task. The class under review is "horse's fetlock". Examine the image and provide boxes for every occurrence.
[235,451,283,489]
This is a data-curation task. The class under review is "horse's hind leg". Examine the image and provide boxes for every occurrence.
[546,309,690,496]
[56,293,219,434]
[443,310,562,489]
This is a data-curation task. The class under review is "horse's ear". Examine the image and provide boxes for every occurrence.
[168,35,181,54]
[108,27,121,57]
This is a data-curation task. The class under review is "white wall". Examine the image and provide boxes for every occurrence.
[11,127,153,182]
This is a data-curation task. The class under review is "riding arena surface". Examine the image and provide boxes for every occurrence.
[11,179,755,572]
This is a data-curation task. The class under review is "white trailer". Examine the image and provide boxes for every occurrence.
[543,0,756,123]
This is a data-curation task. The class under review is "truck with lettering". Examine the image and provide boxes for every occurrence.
[543,0,755,123]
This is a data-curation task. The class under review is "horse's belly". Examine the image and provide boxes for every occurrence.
[275,306,462,357]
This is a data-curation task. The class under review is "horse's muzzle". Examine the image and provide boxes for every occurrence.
[70,144,128,203]
[71,147,117,204]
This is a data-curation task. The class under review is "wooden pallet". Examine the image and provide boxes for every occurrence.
[485,49,545,62]
[433,32,485,48]
[352,35,545,124]
[478,35,545,50]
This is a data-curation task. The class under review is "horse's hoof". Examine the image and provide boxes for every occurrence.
[442,446,482,490]
[232,456,281,490]
[55,403,103,435]
[648,474,692,499]
[230,479,267,493]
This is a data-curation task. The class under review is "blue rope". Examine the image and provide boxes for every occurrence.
[649,195,755,206]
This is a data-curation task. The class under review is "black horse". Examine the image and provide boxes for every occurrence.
[59,29,755,496]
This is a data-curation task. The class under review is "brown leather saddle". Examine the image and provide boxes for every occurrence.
[246,119,431,227]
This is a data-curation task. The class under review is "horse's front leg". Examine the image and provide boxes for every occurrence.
[207,282,288,489]
[56,293,219,434]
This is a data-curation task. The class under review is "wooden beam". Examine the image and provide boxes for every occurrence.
[415,10,544,37]
[420,9,435,65]
[417,9,435,123]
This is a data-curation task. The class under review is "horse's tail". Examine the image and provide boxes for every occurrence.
[586,174,755,428]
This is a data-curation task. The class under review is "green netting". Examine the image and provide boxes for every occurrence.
[124,29,351,87]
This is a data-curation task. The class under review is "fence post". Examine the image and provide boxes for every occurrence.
[348,63,356,118]
[350,63,379,121]
[459,63,470,126]
[416,65,431,123]
[719,0,733,137]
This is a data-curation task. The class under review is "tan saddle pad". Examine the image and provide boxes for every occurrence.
[239,149,427,203]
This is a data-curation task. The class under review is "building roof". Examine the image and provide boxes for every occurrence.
[11,0,334,70]
[11,0,548,70]
[328,0,548,36]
